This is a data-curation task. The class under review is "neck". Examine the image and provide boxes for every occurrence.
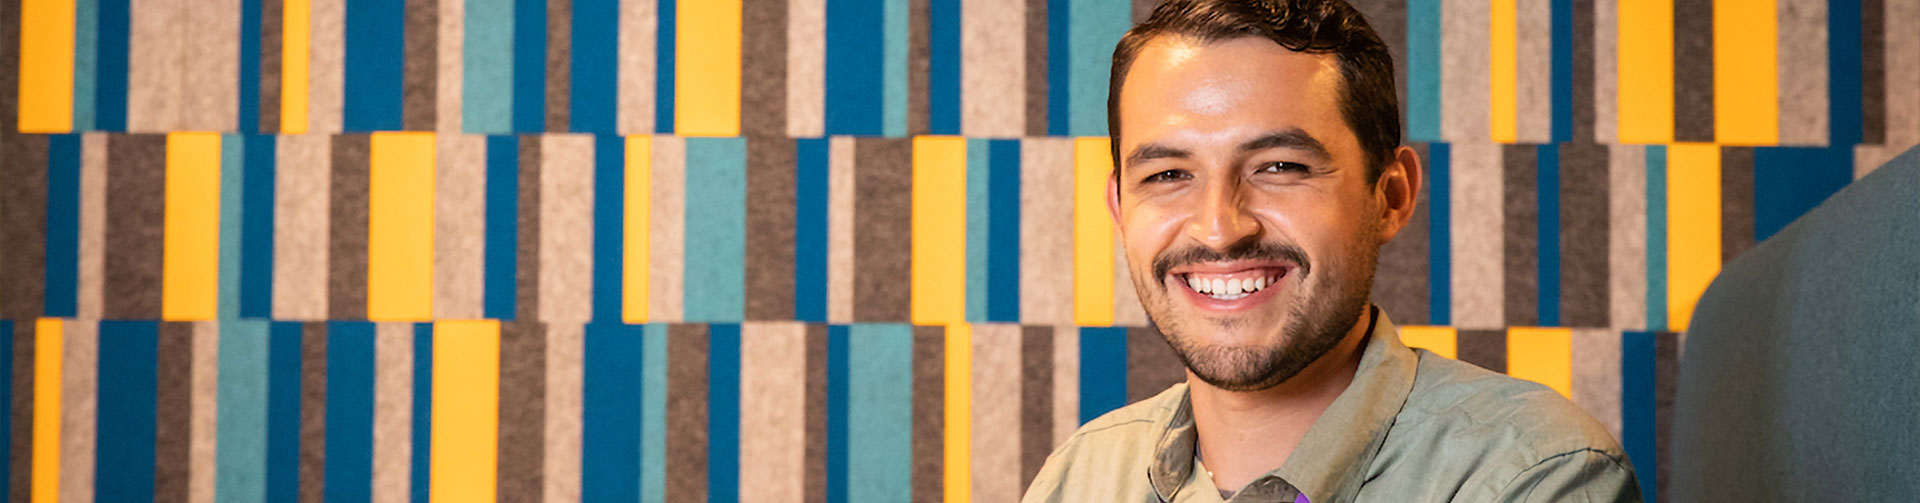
[1189,305,1375,493]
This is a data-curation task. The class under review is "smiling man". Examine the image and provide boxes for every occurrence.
[1021,1,1641,502]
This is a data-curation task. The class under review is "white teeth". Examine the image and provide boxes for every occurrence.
[1226,278,1242,294]
[1189,276,1205,293]
[1254,276,1266,290]
[1211,278,1227,295]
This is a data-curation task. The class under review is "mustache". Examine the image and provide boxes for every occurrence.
[1152,240,1311,281]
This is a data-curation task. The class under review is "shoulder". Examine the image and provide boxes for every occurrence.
[1021,384,1187,502]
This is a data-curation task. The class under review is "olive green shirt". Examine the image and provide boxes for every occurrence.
[1022,309,1642,503]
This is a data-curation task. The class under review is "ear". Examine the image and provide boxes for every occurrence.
[1373,145,1423,244]
[1108,170,1124,230]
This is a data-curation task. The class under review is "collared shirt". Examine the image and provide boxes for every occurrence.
[1022,308,1642,503]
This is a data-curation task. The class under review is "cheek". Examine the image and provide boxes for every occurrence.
[1121,205,1193,270]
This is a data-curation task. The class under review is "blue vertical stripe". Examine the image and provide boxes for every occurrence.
[707,324,741,503]
[463,0,514,133]
[639,323,668,503]
[1620,331,1658,503]
[847,324,914,502]
[240,135,278,318]
[826,324,849,503]
[826,0,886,135]
[1406,0,1442,141]
[265,322,304,503]
[683,138,748,322]
[237,0,260,133]
[512,0,548,132]
[1829,0,1863,145]
[570,0,619,133]
[1066,0,1129,136]
[73,0,99,131]
[1537,144,1561,326]
[1549,0,1573,141]
[583,323,644,503]
[964,139,990,322]
[96,321,159,502]
[409,323,432,503]
[654,0,676,134]
[45,134,81,317]
[1046,0,1070,136]
[592,136,625,322]
[218,135,245,318]
[214,321,271,503]
[795,138,831,322]
[1645,146,1667,331]
[1753,147,1854,242]
[324,322,375,503]
[484,136,520,319]
[1078,327,1128,424]
[343,0,405,130]
[882,0,909,137]
[987,139,1022,322]
[927,0,961,135]
[1427,143,1452,325]
[95,0,128,130]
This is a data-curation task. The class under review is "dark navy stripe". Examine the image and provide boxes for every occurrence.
[592,136,624,322]
[95,0,129,130]
[241,135,278,318]
[794,138,830,323]
[266,322,304,503]
[1753,147,1854,242]
[570,0,618,133]
[1427,143,1452,325]
[1829,0,1863,145]
[1078,327,1127,424]
[342,0,405,130]
[927,0,961,135]
[1621,330,1657,503]
[825,0,885,135]
[484,136,520,319]
[1046,0,1070,136]
[44,134,82,317]
[826,324,849,503]
[239,0,261,133]
[1550,0,1573,142]
[986,140,1021,322]
[324,322,375,503]
[96,321,159,502]
[583,323,643,503]
[707,323,740,503]
[1537,143,1561,326]
[513,0,548,132]
[654,0,675,133]
[408,322,432,503]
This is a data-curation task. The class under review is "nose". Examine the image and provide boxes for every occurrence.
[1184,178,1260,250]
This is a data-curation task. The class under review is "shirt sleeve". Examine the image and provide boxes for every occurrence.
[1490,449,1645,503]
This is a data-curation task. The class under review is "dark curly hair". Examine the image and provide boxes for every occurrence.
[1108,0,1400,181]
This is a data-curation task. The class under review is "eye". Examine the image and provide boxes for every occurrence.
[1256,161,1311,175]
[1141,169,1191,184]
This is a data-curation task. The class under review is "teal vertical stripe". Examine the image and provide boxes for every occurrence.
[1645,146,1667,331]
[683,138,748,322]
[846,324,913,503]
[463,0,514,133]
[964,139,990,322]
[1066,0,1129,136]
[882,0,909,137]
[73,0,99,131]
[214,320,271,503]
[219,136,245,319]
[640,323,668,503]
[1406,0,1442,141]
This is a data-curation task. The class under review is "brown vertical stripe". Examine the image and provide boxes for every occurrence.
[402,0,439,130]
[745,138,797,321]
[1375,143,1431,324]
[328,134,371,320]
[1456,329,1507,373]
[299,322,327,503]
[495,322,546,503]
[0,0,20,129]
[1559,142,1611,328]
[1719,147,1755,263]
[1501,144,1538,327]
[260,0,283,132]
[155,322,195,503]
[8,322,33,503]
[1023,0,1047,137]
[1672,0,1713,143]
[1862,0,1886,144]
[545,0,571,131]
[0,134,48,318]
[1125,326,1184,404]
[516,136,543,322]
[740,0,788,138]
[1654,331,1679,503]
[1017,326,1052,493]
[665,324,710,503]
[1349,0,1408,133]
[907,0,930,136]
[1131,0,1155,23]
[802,324,828,503]
[1571,0,1597,141]
[104,134,168,320]
[852,139,912,322]
[909,325,945,503]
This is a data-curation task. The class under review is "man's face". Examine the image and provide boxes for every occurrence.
[1112,36,1386,392]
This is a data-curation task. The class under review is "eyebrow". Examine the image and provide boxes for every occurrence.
[1122,128,1333,172]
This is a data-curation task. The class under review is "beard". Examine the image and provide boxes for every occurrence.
[1136,228,1379,392]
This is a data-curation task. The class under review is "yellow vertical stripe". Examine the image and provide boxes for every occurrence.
[675,0,742,136]
[1713,0,1778,145]
[1073,138,1115,326]
[911,137,968,325]
[162,133,223,321]
[942,322,972,503]
[30,319,62,503]
[1506,327,1573,398]
[282,0,311,133]
[17,0,75,132]
[1666,143,1721,331]
[624,136,652,324]
[367,132,437,321]
[430,319,500,503]
[1398,325,1458,359]
[1490,0,1518,142]
[1617,0,1674,143]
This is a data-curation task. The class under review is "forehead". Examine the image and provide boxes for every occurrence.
[1117,36,1349,156]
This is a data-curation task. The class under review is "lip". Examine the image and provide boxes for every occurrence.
[1165,261,1293,313]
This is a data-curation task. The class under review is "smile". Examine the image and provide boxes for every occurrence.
[1172,265,1291,303]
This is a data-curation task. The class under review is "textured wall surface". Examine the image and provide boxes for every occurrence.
[0,0,1915,501]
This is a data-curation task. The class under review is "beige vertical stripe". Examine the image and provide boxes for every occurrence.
[968,324,1022,503]
[1777,0,1829,146]
[647,135,686,321]
[1886,0,1919,147]
[60,320,97,503]
[1050,326,1078,447]
[1570,328,1623,441]
[127,0,186,131]
[1111,240,1146,327]
[275,135,333,320]
[959,0,1025,137]
[372,322,414,503]
[308,0,346,132]
[617,0,658,134]
[1449,142,1504,329]
[434,133,486,319]
[1516,0,1553,143]
[542,323,584,503]
[826,136,855,323]
[1606,144,1647,330]
[1021,138,1074,326]
[540,134,596,323]
[180,0,242,131]
[189,322,221,503]
[738,322,806,503]
[1594,0,1619,143]
[435,0,465,132]
[785,0,825,137]
[78,134,107,320]
[1441,0,1491,141]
